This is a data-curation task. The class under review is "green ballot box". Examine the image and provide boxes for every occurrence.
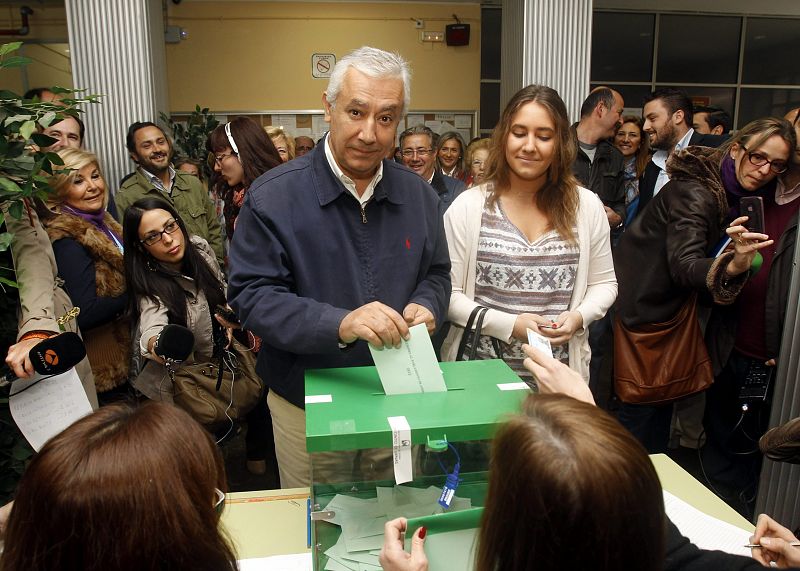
[305,359,530,571]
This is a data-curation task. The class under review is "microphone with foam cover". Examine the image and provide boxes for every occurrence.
[154,324,195,362]
[3,332,87,385]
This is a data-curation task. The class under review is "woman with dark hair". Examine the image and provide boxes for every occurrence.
[206,117,281,240]
[381,347,797,571]
[380,392,666,571]
[440,85,617,383]
[615,118,795,462]
[40,148,131,403]
[614,115,650,225]
[122,198,244,417]
[207,118,281,477]
[1,402,238,571]
[436,131,467,182]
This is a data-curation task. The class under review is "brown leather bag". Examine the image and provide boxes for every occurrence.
[172,339,263,431]
[614,294,713,405]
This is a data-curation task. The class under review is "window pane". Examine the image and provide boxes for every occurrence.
[481,8,502,80]
[742,18,800,86]
[591,83,654,113]
[591,12,654,82]
[480,82,501,131]
[739,88,800,127]
[657,15,741,84]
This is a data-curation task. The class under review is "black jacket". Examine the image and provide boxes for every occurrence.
[571,127,627,223]
[615,147,747,329]
[636,131,728,219]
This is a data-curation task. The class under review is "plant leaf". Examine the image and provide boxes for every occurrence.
[2,56,32,69]
[0,42,22,56]
[19,119,36,140]
[8,200,23,219]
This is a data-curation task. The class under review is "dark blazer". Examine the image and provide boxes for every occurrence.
[635,131,728,219]
[430,169,465,212]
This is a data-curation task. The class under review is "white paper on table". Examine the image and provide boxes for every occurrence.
[369,323,445,395]
[388,416,413,485]
[663,490,752,556]
[237,553,311,571]
[9,368,93,451]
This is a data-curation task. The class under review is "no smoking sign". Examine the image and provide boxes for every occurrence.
[312,53,336,78]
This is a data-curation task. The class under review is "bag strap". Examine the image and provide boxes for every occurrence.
[467,307,489,361]
[456,305,485,361]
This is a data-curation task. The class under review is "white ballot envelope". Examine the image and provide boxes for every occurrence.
[369,323,446,395]
[527,328,554,358]
[9,368,93,451]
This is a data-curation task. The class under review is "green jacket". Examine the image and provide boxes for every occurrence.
[115,169,224,264]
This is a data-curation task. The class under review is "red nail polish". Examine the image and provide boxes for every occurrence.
[418,526,427,539]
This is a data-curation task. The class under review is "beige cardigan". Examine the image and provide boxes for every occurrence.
[440,185,618,381]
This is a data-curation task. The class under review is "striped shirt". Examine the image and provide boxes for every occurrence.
[473,200,579,378]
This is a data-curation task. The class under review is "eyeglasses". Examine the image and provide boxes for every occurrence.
[213,151,238,166]
[742,145,788,174]
[471,160,486,168]
[401,148,433,158]
[141,219,180,246]
[214,488,225,514]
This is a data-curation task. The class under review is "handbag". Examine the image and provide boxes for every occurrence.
[455,305,505,361]
[171,338,264,431]
[613,294,713,405]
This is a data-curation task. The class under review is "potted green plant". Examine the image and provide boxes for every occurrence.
[0,41,99,503]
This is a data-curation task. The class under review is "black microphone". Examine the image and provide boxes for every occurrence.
[2,332,87,385]
[154,324,194,364]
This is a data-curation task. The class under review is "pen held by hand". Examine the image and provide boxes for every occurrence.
[746,541,800,548]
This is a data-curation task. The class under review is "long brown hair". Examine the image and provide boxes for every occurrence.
[2,403,237,571]
[484,84,580,242]
[207,116,282,189]
[476,394,665,571]
[618,114,651,178]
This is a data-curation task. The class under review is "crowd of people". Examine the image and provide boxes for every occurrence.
[3,45,800,569]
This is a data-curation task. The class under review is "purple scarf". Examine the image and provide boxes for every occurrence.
[61,204,123,250]
[721,154,776,218]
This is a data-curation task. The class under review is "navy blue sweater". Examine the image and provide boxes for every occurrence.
[227,145,451,408]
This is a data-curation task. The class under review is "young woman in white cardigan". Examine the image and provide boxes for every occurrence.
[441,85,617,383]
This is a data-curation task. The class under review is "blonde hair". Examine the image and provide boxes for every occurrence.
[50,148,109,209]
[264,126,295,160]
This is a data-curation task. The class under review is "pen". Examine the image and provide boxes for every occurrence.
[745,542,800,548]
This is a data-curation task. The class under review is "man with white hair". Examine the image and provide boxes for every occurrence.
[228,46,451,487]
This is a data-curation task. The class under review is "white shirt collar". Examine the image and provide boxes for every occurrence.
[652,128,695,171]
[324,135,382,206]
[140,165,176,194]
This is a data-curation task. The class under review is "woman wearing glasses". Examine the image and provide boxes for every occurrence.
[206,117,281,241]
[39,149,131,404]
[207,118,281,477]
[615,118,796,463]
[464,137,490,188]
[122,199,260,430]
[1,402,238,571]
